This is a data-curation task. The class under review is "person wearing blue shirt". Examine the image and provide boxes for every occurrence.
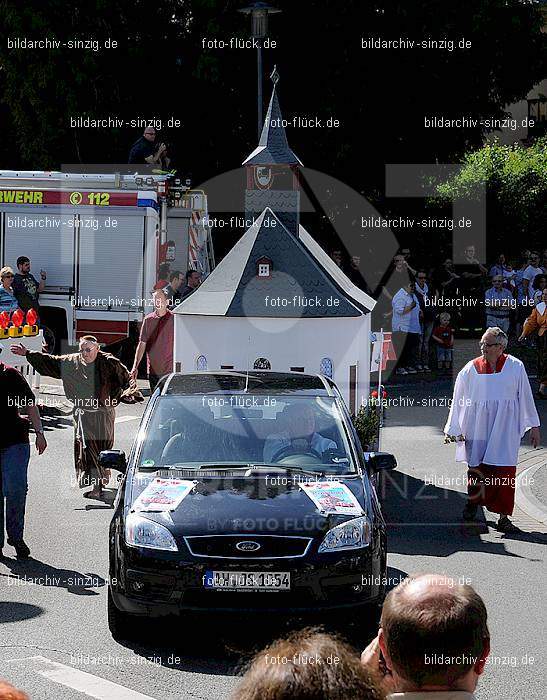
[264,403,336,463]
[484,275,514,334]
[0,267,20,314]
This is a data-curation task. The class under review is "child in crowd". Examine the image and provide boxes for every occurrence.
[432,312,454,370]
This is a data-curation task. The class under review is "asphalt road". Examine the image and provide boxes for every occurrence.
[0,376,545,700]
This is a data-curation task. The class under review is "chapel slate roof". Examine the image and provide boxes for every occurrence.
[242,81,303,167]
[173,208,374,318]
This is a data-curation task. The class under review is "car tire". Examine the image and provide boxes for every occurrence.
[107,587,138,642]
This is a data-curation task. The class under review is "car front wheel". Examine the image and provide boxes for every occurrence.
[107,586,139,642]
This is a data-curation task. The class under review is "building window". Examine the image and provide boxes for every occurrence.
[319,357,333,378]
[196,355,208,371]
[253,358,271,370]
[256,256,272,278]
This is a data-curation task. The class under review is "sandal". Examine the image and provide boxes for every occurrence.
[83,489,103,500]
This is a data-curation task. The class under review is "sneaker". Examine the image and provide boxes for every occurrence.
[462,503,478,521]
[422,365,431,372]
[396,368,408,375]
[8,539,30,559]
[406,367,417,374]
[415,364,424,371]
[496,516,518,533]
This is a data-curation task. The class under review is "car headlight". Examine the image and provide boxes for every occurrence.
[125,512,178,551]
[318,515,371,553]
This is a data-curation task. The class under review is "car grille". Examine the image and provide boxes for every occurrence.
[184,535,312,559]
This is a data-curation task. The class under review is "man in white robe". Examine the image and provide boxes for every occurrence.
[445,327,540,532]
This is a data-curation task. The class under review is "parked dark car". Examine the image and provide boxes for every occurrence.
[106,371,396,640]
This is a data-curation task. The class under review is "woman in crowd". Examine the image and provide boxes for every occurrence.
[0,266,19,313]
[519,287,547,399]
[232,628,383,700]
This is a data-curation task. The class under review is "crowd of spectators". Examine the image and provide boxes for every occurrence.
[332,246,547,375]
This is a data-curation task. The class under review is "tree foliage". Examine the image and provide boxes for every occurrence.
[435,137,547,239]
[0,0,545,198]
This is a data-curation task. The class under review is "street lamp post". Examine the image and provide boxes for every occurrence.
[238,2,281,139]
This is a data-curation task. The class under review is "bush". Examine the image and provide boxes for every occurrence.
[352,402,380,451]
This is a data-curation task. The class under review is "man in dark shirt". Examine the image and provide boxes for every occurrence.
[180,269,202,300]
[0,350,47,558]
[12,256,46,314]
[164,270,184,309]
[128,127,170,169]
[347,255,372,295]
[130,289,174,391]
[455,244,488,331]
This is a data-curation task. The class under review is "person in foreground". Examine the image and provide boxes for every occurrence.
[0,679,29,699]
[444,326,540,532]
[11,336,142,500]
[232,628,383,700]
[1,349,47,559]
[361,573,490,699]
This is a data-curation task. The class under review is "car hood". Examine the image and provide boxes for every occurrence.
[129,473,367,537]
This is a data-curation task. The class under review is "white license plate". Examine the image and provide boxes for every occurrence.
[204,570,290,591]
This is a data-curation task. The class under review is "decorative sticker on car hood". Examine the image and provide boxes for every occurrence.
[133,478,196,513]
[299,481,364,516]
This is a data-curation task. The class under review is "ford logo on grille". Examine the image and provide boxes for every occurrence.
[235,540,261,552]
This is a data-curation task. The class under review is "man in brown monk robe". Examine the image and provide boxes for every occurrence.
[11,335,143,500]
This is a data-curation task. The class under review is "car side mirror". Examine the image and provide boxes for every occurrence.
[367,451,397,472]
[99,450,127,473]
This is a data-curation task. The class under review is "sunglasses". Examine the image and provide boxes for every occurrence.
[2,274,14,278]
[80,347,95,354]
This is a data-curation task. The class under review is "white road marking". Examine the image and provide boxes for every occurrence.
[4,656,158,700]
[115,415,140,423]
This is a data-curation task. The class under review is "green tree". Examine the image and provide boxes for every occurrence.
[434,137,547,242]
[0,0,545,197]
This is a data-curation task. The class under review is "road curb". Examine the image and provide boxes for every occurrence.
[516,462,547,525]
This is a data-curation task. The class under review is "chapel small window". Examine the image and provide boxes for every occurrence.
[254,358,271,370]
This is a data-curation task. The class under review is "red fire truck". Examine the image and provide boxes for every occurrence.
[0,171,214,359]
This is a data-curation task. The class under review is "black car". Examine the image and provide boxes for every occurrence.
[105,371,396,639]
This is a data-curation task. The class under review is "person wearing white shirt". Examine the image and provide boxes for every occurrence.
[522,251,543,286]
[361,573,490,700]
[392,281,421,375]
[444,327,540,531]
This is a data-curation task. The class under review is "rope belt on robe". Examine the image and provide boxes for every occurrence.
[74,408,89,451]
[73,406,104,461]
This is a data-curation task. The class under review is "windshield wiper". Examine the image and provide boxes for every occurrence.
[158,463,326,477]
[244,464,326,478]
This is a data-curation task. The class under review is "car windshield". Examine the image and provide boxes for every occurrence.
[137,394,357,474]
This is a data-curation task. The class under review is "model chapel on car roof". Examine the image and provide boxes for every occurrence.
[173,70,375,412]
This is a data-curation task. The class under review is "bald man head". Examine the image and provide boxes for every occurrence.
[378,573,490,693]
